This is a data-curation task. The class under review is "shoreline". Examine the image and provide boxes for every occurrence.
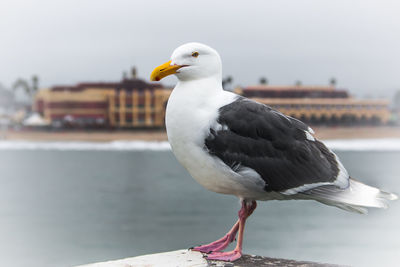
[1,126,400,142]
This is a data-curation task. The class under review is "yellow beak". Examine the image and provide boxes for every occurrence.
[150,60,183,81]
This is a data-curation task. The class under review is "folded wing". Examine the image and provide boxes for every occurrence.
[204,97,349,193]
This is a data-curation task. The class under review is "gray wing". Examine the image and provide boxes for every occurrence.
[204,97,349,193]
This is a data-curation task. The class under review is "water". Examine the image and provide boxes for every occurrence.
[2,138,400,151]
[0,148,399,267]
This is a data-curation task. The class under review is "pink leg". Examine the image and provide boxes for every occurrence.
[192,219,240,253]
[206,200,257,262]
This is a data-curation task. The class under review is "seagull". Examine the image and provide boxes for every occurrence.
[150,42,398,262]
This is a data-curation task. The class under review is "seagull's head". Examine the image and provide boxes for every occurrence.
[150,42,222,82]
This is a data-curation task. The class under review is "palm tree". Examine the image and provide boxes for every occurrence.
[259,77,268,85]
[330,77,337,87]
[12,75,39,98]
[222,76,233,90]
[12,79,30,96]
[31,75,39,94]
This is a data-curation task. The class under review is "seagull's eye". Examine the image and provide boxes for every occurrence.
[191,51,199,58]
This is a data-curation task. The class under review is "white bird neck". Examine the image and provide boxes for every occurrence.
[175,76,223,98]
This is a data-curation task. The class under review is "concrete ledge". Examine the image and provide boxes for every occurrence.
[76,249,347,267]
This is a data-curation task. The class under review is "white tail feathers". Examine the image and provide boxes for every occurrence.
[303,178,398,214]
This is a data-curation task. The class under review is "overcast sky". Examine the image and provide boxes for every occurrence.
[1,0,399,97]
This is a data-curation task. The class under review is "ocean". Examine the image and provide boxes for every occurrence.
[0,139,399,267]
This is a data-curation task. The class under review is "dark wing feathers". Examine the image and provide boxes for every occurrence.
[204,97,340,192]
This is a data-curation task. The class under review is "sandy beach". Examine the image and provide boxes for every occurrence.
[1,126,400,142]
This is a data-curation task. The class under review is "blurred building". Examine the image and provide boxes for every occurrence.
[0,85,16,128]
[237,85,390,125]
[0,86,15,114]
[34,80,391,128]
[34,78,171,128]
[393,90,400,125]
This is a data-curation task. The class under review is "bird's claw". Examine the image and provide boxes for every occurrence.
[205,250,242,262]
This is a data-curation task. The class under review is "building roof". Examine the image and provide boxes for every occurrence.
[241,85,349,99]
[243,85,336,91]
[51,78,164,92]
[253,97,389,105]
